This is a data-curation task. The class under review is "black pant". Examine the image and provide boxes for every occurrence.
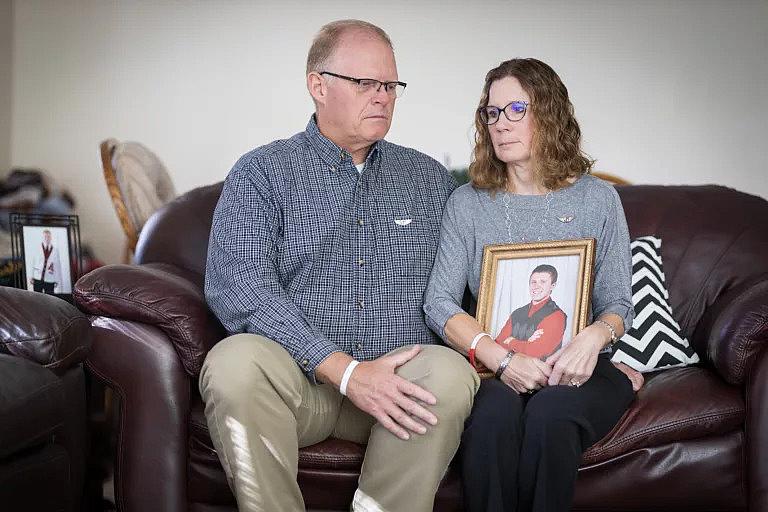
[460,354,635,512]
[32,279,55,294]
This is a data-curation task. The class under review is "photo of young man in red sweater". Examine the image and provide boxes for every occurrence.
[495,264,567,359]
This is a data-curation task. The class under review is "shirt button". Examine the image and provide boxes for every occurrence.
[329,166,336,172]
[301,359,309,367]
[357,258,365,266]
[357,300,365,308]
[357,219,364,226]
[356,343,363,350]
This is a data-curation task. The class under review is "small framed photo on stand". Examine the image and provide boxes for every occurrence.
[475,238,596,375]
[9,213,82,303]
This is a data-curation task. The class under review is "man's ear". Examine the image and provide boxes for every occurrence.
[307,72,326,106]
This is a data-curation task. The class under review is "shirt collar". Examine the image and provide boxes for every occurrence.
[305,115,382,169]
[529,297,552,315]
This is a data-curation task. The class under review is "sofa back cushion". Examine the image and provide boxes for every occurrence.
[134,182,768,380]
[134,182,224,286]
[618,185,768,338]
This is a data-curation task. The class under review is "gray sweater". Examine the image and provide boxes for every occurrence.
[423,174,634,340]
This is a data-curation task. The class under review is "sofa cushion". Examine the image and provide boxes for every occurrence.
[0,443,70,510]
[188,395,367,473]
[611,236,700,372]
[0,354,65,459]
[582,365,743,465]
[189,365,742,474]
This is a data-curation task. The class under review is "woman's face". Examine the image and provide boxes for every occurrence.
[487,76,534,168]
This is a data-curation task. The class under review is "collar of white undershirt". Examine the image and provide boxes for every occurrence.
[355,163,364,174]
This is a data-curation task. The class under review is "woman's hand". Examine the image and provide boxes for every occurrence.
[545,324,605,387]
[499,353,551,394]
[613,362,644,391]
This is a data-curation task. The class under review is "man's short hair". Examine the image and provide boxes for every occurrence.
[531,264,558,284]
[306,19,393,75]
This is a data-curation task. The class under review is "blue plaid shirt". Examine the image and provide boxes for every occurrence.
[205,117,456,382]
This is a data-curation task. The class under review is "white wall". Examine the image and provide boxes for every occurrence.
[10,0,768,264]
[0,0,11,172]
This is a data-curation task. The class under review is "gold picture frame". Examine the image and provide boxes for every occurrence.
[476,239,596,372]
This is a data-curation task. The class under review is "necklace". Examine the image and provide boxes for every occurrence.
[502,190,553,243]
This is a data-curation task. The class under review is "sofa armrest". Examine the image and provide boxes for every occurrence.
[0,286,91,371]
[74,263,225,376]
[87,318,189,512]
[692,276,768,385]
[748,346,768,512]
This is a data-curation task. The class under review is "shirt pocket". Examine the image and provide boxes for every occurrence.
[378,218,439,278]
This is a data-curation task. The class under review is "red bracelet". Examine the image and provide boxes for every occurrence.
[469,332,490,369]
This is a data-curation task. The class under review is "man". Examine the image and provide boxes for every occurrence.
[29,229,61,295]
[199,20,479,512]
[496,264,567,359]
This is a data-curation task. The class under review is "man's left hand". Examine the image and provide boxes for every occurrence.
[613,362,644,391]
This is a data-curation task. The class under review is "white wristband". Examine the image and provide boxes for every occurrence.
[470,332,490,351]
[339,360,360,397]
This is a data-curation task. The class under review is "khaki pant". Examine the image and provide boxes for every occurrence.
[199,334,479,512]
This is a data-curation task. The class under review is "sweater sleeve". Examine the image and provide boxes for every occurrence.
[423,190,472,340]
[591,185,635,331]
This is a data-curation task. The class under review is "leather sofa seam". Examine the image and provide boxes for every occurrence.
[588,407,743,457]
[735,311,768,381]
[85,359,128,512]
[0,316,89,346]
[77,289,198,358]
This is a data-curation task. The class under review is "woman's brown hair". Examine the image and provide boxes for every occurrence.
[469,58,593,192]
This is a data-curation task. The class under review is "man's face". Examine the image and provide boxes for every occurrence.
[529,271,555,302]
[43,231,52,245]
[316,31,398,150]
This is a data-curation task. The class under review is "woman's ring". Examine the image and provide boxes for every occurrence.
[570,379,580,387]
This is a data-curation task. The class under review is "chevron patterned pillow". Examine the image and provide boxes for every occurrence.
[610,236,700,372]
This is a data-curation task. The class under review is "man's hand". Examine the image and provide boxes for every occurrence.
[545,324,604,387]
[346,345,438,441]
[499,353,551,394]
[613,362,644,391]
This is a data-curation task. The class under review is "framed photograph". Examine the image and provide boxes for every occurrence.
[476,239,596,369]
[9,213,82,302]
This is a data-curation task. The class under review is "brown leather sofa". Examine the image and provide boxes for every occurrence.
[73,182,768,512]
[0,287,92,512]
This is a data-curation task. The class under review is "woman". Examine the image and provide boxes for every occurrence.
[423,58,642,512]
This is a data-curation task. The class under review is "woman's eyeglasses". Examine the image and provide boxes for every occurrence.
[478,101,530,125]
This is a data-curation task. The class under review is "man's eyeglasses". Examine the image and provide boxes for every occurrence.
[320,71,407,98]
[478,101,530,125]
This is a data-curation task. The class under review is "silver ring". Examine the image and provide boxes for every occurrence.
[570,379,580,387]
